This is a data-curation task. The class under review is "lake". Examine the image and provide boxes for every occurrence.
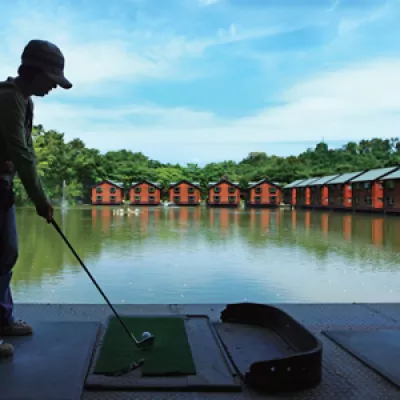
[10,206,400,305]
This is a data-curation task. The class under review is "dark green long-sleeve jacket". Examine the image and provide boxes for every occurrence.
[0,78,48,208]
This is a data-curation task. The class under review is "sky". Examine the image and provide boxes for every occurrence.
[0,0,399,165]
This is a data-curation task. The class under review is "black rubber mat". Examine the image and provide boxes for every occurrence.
[323,328,400,389]
[0,321,100,400]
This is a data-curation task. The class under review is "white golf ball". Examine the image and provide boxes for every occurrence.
[142,331,152,339]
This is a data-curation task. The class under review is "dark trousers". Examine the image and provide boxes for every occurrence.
[0,180,17,329]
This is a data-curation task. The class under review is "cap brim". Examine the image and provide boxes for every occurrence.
[46,72,72,89]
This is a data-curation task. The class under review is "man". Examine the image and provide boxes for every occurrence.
[0,39,72,358]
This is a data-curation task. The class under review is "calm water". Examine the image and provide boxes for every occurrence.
[10,206,400,305]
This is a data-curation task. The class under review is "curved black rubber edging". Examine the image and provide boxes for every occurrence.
[219,302,323,394]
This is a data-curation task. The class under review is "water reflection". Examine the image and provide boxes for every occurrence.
[11,206,400,304]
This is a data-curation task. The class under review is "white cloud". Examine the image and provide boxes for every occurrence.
[3,0,399,162]
[0,2,298,99]
[33,57,400,154]
[0,11,208,94]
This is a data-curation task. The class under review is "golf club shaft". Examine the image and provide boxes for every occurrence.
[51,218,138,345]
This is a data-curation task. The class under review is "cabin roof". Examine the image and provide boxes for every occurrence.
[248,179,281,188]
[169,180,201,188]
[327,171,365,184]
[94,179,124,189]
[380,168,400,180]
[296,177,321,187]
[283,179,306,189]
[208,179,240,188]
[350,167,399,183]
[308,174,340,186]
[131,180,161,188]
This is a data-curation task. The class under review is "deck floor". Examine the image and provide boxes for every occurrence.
[8,302,400,399]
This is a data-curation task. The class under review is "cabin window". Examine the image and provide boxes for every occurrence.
[378,197,383,203]
[347,184,352,189]
[148,187,155,193]
[188,196,195,202]
[228,187,236,194]
[214,187,221,193]
[96,187,102,193]
[134,187,141,193]
[355,196,360,204]
[364,196,372,205]
[96,195,102,201]
[174,187,180,194]
[270,196,277,203]
[213,196,220,202]
[188,187,195,194]
[110,196,116,202]
[268,187,276,194]
[386,180,395,190]
[364,183,371,189]
[348,198,352,203]
[228,196,236,202]
[134,196,141,201]
[149,196,155,202]
[255,187,262,194]
[110,187,117,194]
[254,196,261,202]
[387,196,394,205]
[174,196,180,202]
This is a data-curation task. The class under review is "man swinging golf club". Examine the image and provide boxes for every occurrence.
[0,39,72,358]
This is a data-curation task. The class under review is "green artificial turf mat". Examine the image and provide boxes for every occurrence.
[94,316,196,376]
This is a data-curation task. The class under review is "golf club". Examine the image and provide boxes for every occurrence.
[51,218,155,348]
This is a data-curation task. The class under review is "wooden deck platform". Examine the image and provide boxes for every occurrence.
[4,302,400,399]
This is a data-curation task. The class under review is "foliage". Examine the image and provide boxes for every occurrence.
[12,125,400,205]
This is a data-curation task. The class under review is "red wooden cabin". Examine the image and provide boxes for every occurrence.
[247,179,282,207]
[381,169,400,213]
[326,171,366,210]
[91,180,124,205]
[283,179,306,205]
[308,174,340,208]
[129,180,162,206]
[350,167,399,212]
[207,179,240,207]
[168,180,201,206]
[295,177,321,208]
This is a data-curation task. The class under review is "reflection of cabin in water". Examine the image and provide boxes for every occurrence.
[207,178,241,207]
[129,180,162,206]
[349,167,398,212]
[168,180,201,206]
[246,179,282,207]
[91,180,124,205]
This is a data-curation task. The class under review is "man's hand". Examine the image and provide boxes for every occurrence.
[36,200,54,223]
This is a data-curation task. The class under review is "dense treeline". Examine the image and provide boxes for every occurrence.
[12,125,400,205]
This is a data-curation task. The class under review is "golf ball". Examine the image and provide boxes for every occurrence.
[141,331,152,339]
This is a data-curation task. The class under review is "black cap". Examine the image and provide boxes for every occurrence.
[21,39,72,89]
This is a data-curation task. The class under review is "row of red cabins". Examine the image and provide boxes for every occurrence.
[91,178,283,207]
[283,166,400,214]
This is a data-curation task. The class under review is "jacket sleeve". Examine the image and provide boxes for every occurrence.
[0,92,48,208]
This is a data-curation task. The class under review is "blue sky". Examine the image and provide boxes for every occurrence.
[1,0,399,165]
